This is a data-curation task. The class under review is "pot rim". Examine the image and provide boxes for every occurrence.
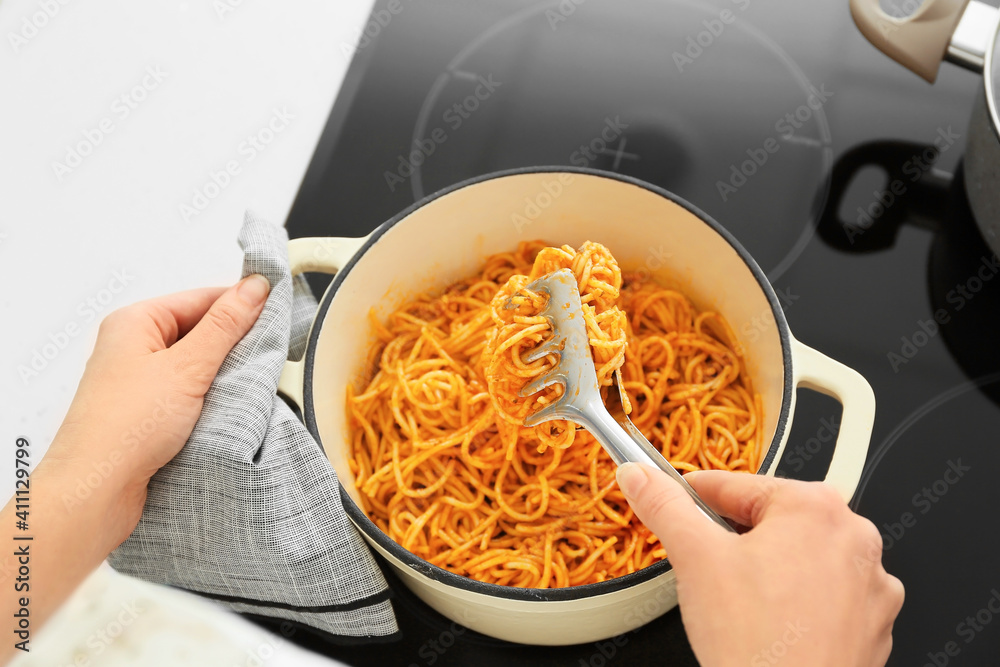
[985,13,1000,135]
[301,166,794,602]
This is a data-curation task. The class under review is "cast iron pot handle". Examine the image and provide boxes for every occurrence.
[277,236,370,408]
[817,140,953,253]
[759,339,877,502]
[850,0,976,82]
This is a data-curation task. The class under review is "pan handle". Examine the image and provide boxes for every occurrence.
[816,140,954,253]
[277,236,369,408]
[785,339,877,502]
[849,0,989,82]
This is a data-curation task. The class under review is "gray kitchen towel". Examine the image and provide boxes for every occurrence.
[109,211,399,641]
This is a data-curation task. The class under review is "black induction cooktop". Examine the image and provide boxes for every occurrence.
[276,0,1000,664]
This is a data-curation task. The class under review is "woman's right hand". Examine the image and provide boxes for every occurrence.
[616,464,904,667]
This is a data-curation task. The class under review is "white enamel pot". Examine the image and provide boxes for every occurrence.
[277,168,876,646]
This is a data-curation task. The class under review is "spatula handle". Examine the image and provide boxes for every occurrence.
[578,399,738,534]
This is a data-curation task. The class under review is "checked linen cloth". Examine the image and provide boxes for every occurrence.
[109,212,398,642]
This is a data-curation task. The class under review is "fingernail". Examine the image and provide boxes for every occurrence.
[617,462,648,499]
[237,274,270,305]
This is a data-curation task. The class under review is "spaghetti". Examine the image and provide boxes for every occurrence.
[481,241,628,459]
[347,241,762,588]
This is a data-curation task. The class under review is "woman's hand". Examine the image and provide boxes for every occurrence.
[44,275,270,548]
[0,276,269,662]
[617,464,904,667]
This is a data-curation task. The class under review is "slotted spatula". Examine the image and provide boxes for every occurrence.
[516,268,736,533]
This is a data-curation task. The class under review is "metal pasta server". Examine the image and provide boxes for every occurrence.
[851,0,1000,252]
[517,268,737,533]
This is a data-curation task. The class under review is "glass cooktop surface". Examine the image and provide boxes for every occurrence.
[277,1,1000,664]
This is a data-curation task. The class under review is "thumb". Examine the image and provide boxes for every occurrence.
[617,463,730,571]
[684,469,786,527]
[172,274,270,389]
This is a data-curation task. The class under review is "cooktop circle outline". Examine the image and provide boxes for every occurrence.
[406,0,833,282]
[850,371,1000,509]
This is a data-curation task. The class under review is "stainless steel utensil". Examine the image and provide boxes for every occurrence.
[517,268,736,533]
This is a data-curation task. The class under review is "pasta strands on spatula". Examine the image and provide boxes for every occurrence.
[481,242,629,458]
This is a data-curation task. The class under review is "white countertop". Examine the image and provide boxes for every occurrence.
[1,0,375,664]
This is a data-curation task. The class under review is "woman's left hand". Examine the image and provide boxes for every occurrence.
[44,275,271,548]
